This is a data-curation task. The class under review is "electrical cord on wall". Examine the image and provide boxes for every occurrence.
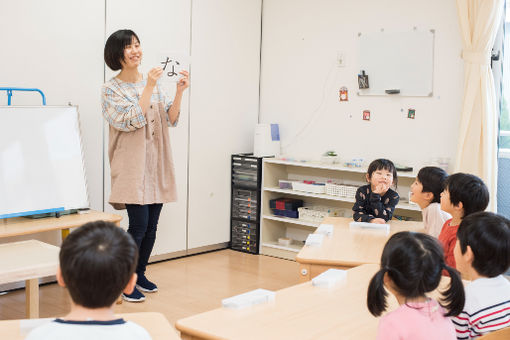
[281,61,339,153]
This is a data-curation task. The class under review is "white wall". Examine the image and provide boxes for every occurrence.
[260,0,464,171]
[187,0,262,249]
[1,0,261,257]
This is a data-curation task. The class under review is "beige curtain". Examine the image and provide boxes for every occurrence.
[455,0,504,211]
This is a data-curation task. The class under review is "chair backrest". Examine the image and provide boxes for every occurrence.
[478,327,510,340]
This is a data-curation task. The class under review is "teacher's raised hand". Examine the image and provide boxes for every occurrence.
[177,70,189,92]
[147,67,164,87]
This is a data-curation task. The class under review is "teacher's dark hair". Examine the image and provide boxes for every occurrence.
[104,29,140,71]
[366,232,465,317]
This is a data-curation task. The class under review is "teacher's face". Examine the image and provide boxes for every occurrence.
[121,36,142,70]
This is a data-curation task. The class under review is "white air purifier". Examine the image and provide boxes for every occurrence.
[254,123,280,157]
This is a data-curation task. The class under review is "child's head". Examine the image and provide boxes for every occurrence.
[410,166,448,206]
[455,212,510,278]
[367,232,464,317]
[58,221,138,309]
[440,173,489,218]
[366,158,398,189]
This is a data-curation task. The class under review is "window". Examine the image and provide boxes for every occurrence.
[497,3,509,217]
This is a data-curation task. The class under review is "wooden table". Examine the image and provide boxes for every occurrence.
[0,210,123,315]
[295,217,425,282]
[0,210,122,239]
[0,240,60,318]
[176,264,390,340]
[175,264,454,340]
[0,312,181,340]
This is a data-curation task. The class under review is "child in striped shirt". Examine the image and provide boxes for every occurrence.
[452,212,510,339]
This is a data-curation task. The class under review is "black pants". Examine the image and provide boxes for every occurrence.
[125,203,163,277]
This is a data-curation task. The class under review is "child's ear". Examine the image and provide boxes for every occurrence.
[366,174,370,182]
[56,267,66,288]
[455,201,464,215]
[464,245,475,265]
[423,192,433,202]
[123,273,137,295]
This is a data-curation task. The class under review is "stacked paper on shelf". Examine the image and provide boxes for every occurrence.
[305,233,324,246]
[349,221,390,232]
[222,288,275,309]
[316,223,334,236]
[312,269,347,287]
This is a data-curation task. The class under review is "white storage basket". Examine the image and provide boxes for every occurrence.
[298,206,343,222]
[325,182,357,198]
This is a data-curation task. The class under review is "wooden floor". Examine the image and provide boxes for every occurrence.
[0,249,299,325]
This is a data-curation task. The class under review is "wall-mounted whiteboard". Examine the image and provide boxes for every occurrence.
[358,29,434,96]
[0,106,89,218]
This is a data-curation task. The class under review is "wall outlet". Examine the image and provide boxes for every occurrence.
[337,52,345,67]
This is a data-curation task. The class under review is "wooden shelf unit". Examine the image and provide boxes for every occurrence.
[260,159,422,260]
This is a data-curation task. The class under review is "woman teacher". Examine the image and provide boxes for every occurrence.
[101,29,189,302]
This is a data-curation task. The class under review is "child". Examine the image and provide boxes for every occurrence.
[439,173,489,269]
[452,212,510,339]
[410,166,451,238]
[26,221,151,340]
[367,232,465,340]
[352,159,400,224]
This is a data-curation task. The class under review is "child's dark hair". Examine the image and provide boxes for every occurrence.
[367,158,398,188]
[367,232,464,317]
[59,220,138,308]
[444,173,489,217]
[104,29,140,71]
[417,166,448,204]
[457,212,510,277]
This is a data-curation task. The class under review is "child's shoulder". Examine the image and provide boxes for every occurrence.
[25,319,151,340]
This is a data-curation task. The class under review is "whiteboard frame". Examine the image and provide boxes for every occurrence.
[357,28,435,97]
[0,105,90,219]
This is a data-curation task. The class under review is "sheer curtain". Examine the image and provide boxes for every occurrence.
[455,0,504,211]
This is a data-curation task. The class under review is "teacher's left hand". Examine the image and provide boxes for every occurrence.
[177,70,189,92]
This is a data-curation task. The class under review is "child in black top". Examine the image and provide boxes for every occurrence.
[352,159,400,223]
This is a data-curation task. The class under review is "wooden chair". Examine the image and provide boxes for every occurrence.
[478,327,510,340]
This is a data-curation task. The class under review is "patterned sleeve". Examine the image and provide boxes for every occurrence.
[452,313,472,340]
[101,84,146,132]
[157,82,178,127]
[380,191,400,221]
[352,186,374,222]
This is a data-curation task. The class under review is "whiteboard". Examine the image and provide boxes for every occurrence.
[0,106,89,218]
[358,29,434,96]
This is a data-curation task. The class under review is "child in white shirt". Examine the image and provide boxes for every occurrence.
[26,221,151,340]
[410,166,451,237]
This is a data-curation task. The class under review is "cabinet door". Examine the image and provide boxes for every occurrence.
[104,0,191,256]
[186,0,262,249]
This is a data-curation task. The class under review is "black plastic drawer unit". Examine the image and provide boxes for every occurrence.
[230,154,263,254]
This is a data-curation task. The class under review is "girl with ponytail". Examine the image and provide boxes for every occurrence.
[367,232,465,340]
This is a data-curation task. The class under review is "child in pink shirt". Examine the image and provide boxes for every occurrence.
[367,232,465,340]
